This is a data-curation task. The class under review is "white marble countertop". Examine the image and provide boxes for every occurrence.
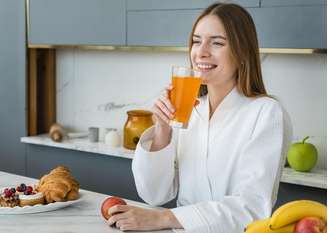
[0,171,182,233]
[280,167,327,189]
[21,134,135,159]
[21,135,327,189]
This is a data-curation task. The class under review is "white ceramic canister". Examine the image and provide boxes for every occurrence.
[105,128,121,147]
[99,128,110,142]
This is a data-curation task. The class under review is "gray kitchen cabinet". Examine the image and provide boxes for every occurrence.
[261,0,326,7]
[274,183,326,211]
[128,10,201,46]
[25,144,326,210]
[25,144,177,208]
[25,144,143,202]
[0,0,26,175]
[128,5,326,48]
[28,0,126,45]
[248,5,326,48]
[127,0,260,10]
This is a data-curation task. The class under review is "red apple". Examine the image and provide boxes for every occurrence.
[295,217,327,233]
[101,196,127,220]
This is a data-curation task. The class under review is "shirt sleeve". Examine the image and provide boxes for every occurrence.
[132,126,179,206]
[171,101,293,233]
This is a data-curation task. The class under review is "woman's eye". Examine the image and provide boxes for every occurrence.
[192,40,201,45]
[213,42,223,46]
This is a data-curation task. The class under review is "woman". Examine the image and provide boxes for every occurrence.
[107,2,292,232]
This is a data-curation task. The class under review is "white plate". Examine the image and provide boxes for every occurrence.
[0,190,82,215]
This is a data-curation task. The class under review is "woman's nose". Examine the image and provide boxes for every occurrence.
[198,43,211,58]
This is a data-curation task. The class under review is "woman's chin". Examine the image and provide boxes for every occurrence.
[200,77,210,85]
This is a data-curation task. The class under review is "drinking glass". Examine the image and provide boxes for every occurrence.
[169,66,201,129]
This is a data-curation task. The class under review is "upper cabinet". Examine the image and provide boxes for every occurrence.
[126,0,259,47]
[28,0,126,45]
[127,0,326,48]
[127,0,259,10]
[249,5,326,48]
[27,0,326,49]
[128,9,200,47]
[261,0,326,7]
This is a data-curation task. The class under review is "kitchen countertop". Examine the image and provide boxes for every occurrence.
[0,171,181,233]
[280,167,327,189]
[21,135,327,189]
[21,134,135,159]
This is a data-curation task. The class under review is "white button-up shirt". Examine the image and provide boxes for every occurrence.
[132,87,292,233]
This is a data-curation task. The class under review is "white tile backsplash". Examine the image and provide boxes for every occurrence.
[56,49,327,168]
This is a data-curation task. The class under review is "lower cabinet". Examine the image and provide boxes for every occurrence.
[25,144,177,208]
[26,144,326,210]
[26,145,141,201]
[274,183,326,210]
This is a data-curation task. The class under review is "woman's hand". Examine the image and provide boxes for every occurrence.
[106,205,182,231]
[152,84,176,127]
[149,85,175,151]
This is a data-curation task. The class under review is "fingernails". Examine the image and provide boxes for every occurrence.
[107,219,113,226]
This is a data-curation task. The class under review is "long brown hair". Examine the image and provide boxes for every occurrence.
[190,2,267,97]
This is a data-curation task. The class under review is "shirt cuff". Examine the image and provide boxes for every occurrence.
[136,126,175,156]
[171,205,209,233]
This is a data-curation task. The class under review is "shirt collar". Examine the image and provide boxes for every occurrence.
[195,86,247,121]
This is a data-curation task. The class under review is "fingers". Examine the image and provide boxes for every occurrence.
[107,212,128,226]
[107,206,138,231]
[152,105,170,125]
[115,219,133,231]
[194,99,200,107]
[160,94,175,113]
[155,98,174,119]
[108,204,131,216]
[152,85,175,125]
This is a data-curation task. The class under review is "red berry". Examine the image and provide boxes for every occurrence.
[16,186,22,192]
[20,184,26,192]
[4,189,13,197]
[26,186,33,192]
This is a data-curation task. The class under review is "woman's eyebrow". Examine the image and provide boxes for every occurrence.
[193,34,226,40]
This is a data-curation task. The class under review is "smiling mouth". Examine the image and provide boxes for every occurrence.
[196,63,217,72]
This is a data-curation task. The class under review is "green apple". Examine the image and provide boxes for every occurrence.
[287,136,318,172]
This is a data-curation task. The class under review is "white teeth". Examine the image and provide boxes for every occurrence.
[197,63,216,69]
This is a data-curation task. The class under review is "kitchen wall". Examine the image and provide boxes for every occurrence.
[56,49,327,169]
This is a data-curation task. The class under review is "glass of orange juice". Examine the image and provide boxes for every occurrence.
[169,66,202,129]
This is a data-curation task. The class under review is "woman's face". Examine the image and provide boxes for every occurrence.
[191,15,237,87]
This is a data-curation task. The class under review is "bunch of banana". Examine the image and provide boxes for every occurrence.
[245,218,295,233]
[245,200,327,233]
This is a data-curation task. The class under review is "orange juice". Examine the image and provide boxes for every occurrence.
[170,76,201,126]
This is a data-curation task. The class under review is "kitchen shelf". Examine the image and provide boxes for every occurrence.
[21,134,134,159]
[22,135,327,189]
[27,44,327,55]
[281,167,327,189]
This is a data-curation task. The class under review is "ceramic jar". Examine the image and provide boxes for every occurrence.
[123,110,154,150]
[105,129,121,147]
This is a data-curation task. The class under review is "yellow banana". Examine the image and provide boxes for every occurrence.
[245,218,270,231]
[245,218,295,233]
[269,200,327,230]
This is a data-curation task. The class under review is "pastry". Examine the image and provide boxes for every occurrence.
[0,188,19,207]
[36,166,80,203]
[17,184,44,207]
[19,192,44,207]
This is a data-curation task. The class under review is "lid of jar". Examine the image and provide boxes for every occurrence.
[127,110,153,116]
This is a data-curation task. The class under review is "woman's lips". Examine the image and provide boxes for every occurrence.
[196,63,217,72]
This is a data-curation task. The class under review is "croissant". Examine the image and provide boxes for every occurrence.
[36,166,80,203]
